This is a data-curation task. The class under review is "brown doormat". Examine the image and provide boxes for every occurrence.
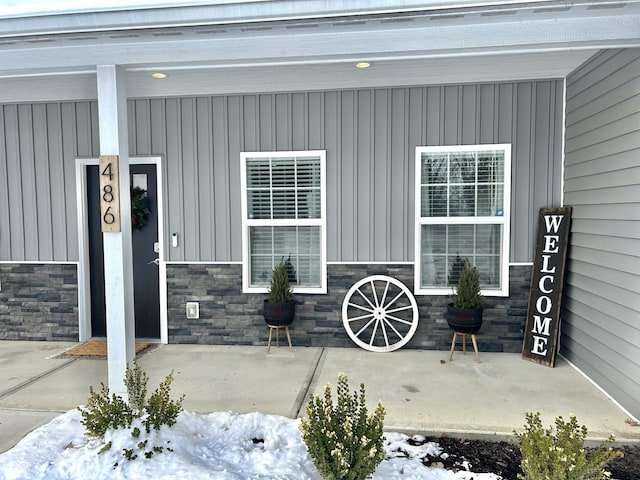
[63,340,152,358]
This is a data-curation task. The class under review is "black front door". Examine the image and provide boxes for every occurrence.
[87,163,160,339]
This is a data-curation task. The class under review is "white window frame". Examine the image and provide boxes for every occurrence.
[240,150,327,294]
[414,144,511,297]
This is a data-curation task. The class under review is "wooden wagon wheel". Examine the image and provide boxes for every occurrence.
[341,275,419,352]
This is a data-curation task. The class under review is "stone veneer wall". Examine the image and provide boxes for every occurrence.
[0,263,79,341]
[167,263,531,352]
[0,262,530,349]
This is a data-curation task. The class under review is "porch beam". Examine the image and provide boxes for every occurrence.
[96,64,135,396]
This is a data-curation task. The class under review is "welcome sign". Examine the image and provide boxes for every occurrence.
[522,207,572,367]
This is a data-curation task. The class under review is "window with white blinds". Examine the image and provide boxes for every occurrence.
[241,151,326,293]
[415,145,511,296]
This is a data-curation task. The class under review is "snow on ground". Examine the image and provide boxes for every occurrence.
[0,410,501,480]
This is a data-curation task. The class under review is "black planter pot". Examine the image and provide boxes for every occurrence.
[446,303,483,334]
[263,299,295,326]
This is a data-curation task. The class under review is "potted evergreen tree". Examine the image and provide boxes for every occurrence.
[263,257,296,326]
[446,258,484,334]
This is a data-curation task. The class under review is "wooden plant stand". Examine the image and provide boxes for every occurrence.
[449,331,480,363]
[267,325,292,353]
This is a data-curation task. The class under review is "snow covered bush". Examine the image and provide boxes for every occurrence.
[513,412,623,480]
[300,372,386,480]
[78,383,133,439]
[78,360,184,463]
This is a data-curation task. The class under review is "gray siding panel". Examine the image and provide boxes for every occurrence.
[1,80,563,264]
[567,185,640,206]
[47,104,69,261]
[572,246,640,280]
[356,90,371,261]
[211,96,230,259]
[5,105,24,260]
[566,53,640,122]
[33,104,54,260]
[568,93,640,143]
[18,105,39,260]
[196,97,214,261]
[339,91,356,260]
[0,102,94,261]
[0,111,9,260]
[59,104,74,259]
[390,88,410,261]
[226,96,243,261]
[180,97,199,259]
[563,48,640,419]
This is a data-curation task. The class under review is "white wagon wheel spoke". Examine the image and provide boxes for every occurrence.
[347,301,374,314]
[347,312,375,323]
[355,318,377,337]
[369,280,390,307]
[380,321,391,348]
[385,314,415,326]
[369,320,381,346]
[384,291,405,309]
[342,275,419,353]
[383,319,404,341]
[356,286,377,310]
[386,305,415,314]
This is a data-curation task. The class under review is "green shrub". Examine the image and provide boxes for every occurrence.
[79,383,133,438]
[513,412,623,480]
[299,373,386,480]
[143,369,184,433]
[124,359,148,415]
[452,258,484,309]
[268,257,294,303]
[78,360,185,462]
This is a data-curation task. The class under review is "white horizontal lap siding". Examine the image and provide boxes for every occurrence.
[1,80,563,265]
[563,48,640,419]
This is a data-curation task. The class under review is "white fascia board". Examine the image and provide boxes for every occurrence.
[0,1,570,36]
[1,11,638,75]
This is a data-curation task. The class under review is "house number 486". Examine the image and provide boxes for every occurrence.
[99,155,121,232]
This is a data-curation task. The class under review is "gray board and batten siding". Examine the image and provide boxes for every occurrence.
[0,80,564,264]
[562,48,640,419]
[1,80,562,351]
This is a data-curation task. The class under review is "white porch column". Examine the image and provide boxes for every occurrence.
[96,65,135,395]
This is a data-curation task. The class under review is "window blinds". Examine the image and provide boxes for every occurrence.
[245,154,323,288]
[419,149,506,289]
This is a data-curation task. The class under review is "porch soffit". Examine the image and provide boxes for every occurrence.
[0,0,638,101]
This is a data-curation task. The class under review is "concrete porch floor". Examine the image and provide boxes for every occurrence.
[0,341,638,454]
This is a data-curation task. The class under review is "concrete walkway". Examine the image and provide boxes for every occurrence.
[1,341,638,454]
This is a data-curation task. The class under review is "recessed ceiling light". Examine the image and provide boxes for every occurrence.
[151,72,167,79]
[355,62,371,69]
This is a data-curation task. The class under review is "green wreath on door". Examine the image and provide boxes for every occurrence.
[131,186,151,230]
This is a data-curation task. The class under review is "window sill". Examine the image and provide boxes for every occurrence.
[244,286,327,295]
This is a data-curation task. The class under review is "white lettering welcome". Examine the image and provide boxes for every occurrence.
[544,215,564,232]
[530,214,564,357]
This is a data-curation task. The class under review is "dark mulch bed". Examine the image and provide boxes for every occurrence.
[409,435,640,480]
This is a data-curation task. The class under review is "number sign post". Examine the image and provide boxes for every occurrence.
[99,155,121,232]
[522,207,572,367]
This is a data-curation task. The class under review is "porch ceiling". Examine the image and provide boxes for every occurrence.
[0,0,638,102]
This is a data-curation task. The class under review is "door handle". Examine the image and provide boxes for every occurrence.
[147,258,160,266]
